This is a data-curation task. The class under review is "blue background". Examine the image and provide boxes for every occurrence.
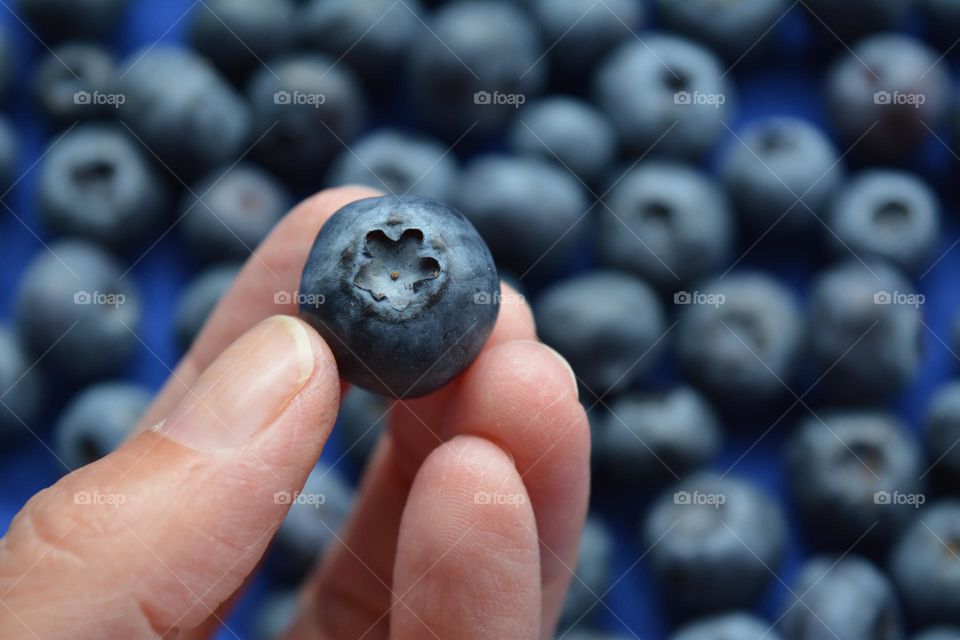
[0,1,958,638]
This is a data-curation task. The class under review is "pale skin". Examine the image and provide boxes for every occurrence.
[0,187,591,640]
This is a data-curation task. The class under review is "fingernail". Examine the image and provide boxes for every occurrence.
[161,316,315,451]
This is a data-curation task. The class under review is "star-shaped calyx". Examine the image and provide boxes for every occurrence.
[354,228,441,311]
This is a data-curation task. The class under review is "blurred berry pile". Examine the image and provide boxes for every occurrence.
[1,0,960,639]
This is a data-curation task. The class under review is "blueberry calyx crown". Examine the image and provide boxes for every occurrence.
[353,227,441,311]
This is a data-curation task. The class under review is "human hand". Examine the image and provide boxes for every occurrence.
[0,187,591,640]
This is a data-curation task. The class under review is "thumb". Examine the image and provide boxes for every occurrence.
[0,316,340,640]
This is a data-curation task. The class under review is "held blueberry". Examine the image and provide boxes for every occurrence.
[644,473,787,614]
[536,271,666,398]
[656,0,788,59]
[780,555,904,640]
[17,0,129,41]
[675,273,803,406]
[559,516,614,629]
[598,162,733,290]
[890,501,960,626]
[174,263,241,351]
[594,34,734,160]
[719,117,844,235]
[37,124,167,250]
[787,410,923,552]
[326,128,460,202]
[54,381,152,471]
[15,240,141,382]
[828,170,940,274]
[826,33,951,160]
[33,43,116,126]
[0,327,43,438]
[299,195,499,398]
[924,381,960,488]
[180,163,290,262]
[670,613,783,640]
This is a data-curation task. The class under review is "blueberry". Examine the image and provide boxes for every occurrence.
[925,381,960,487]
[336,387,390,471]
[0,327,43,438]
[594,34,734,160]
[787,410,923,552]
[298,0,424,86]
[326,128,460,202]
[675,273,803,405]
[644,473,787,614]
[809,260,922,401]
[0,23,11,101]
[656,0,788,59]
[33,42,115,126]
[0,114,18,195]
[117,46,252,175]
[890,501,960,626]
[15,240,141,382]
[16,0,129,41]
[248,53,366,180]
[174,263,241,352]
[804,0,910,38]
[780,555,904,640]
[560,516,615,629]
[593,386,722,487]
[456,155,588,278]
[529,0,643,79]
[598,162,733,290]
[920,0,960,46]
[37,124,167,250]
[188,0,295,82]
[719,117,843,235]
[273,463,354,583]
[53,381,151,470]
[507,96,618,184]
[299,195,499,398]
[407,0,545,139]
[180,163,289,262]
[828,170,940,274]
[536,271,666,398]
[913,628,960,640]
[251,591,297,640]
[670,612,783,640]
[826,33,951,160]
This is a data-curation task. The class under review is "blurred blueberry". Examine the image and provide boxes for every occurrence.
[15,240,141,383]
[536,271,666,398]
[560,516,614,629]
[174,263,241,352]
[670,612,783,640]
[407,0,545,139]
[0,115,17,195]
[273,463,354,583]
[54,381,151,471]
[248,53,366,180]
[33,42,116,126]
[326,128,459,201]
[188,0,295,81]
[456,155,588,279]
[298,0,424,86]
[787,410,924,552]
[920,0,960,46]
[594,34,734,160]
[336,387,390,471]
[809,260,922,402]
[656,0,788,59]
[889,500,960,626]
[16,0,129,41]
[780,555,904,640]
[0,327,43,438]
[644,473,787,614]
[530,0,643,79]
[37,123,167,250]
[598,162,733,290]
[251,590,297,640]
[0,23,11,101]
[925,381,960,489]
[117,46,252,175]
[804,0,911,38]
[826,33,951,161]
[676,273,803,406]
[913,628,960,640]
[594,386,722,488]
[828,170,940,274]
[719,117,843,235]
[508,96,617,184]
[180,163,289,262]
